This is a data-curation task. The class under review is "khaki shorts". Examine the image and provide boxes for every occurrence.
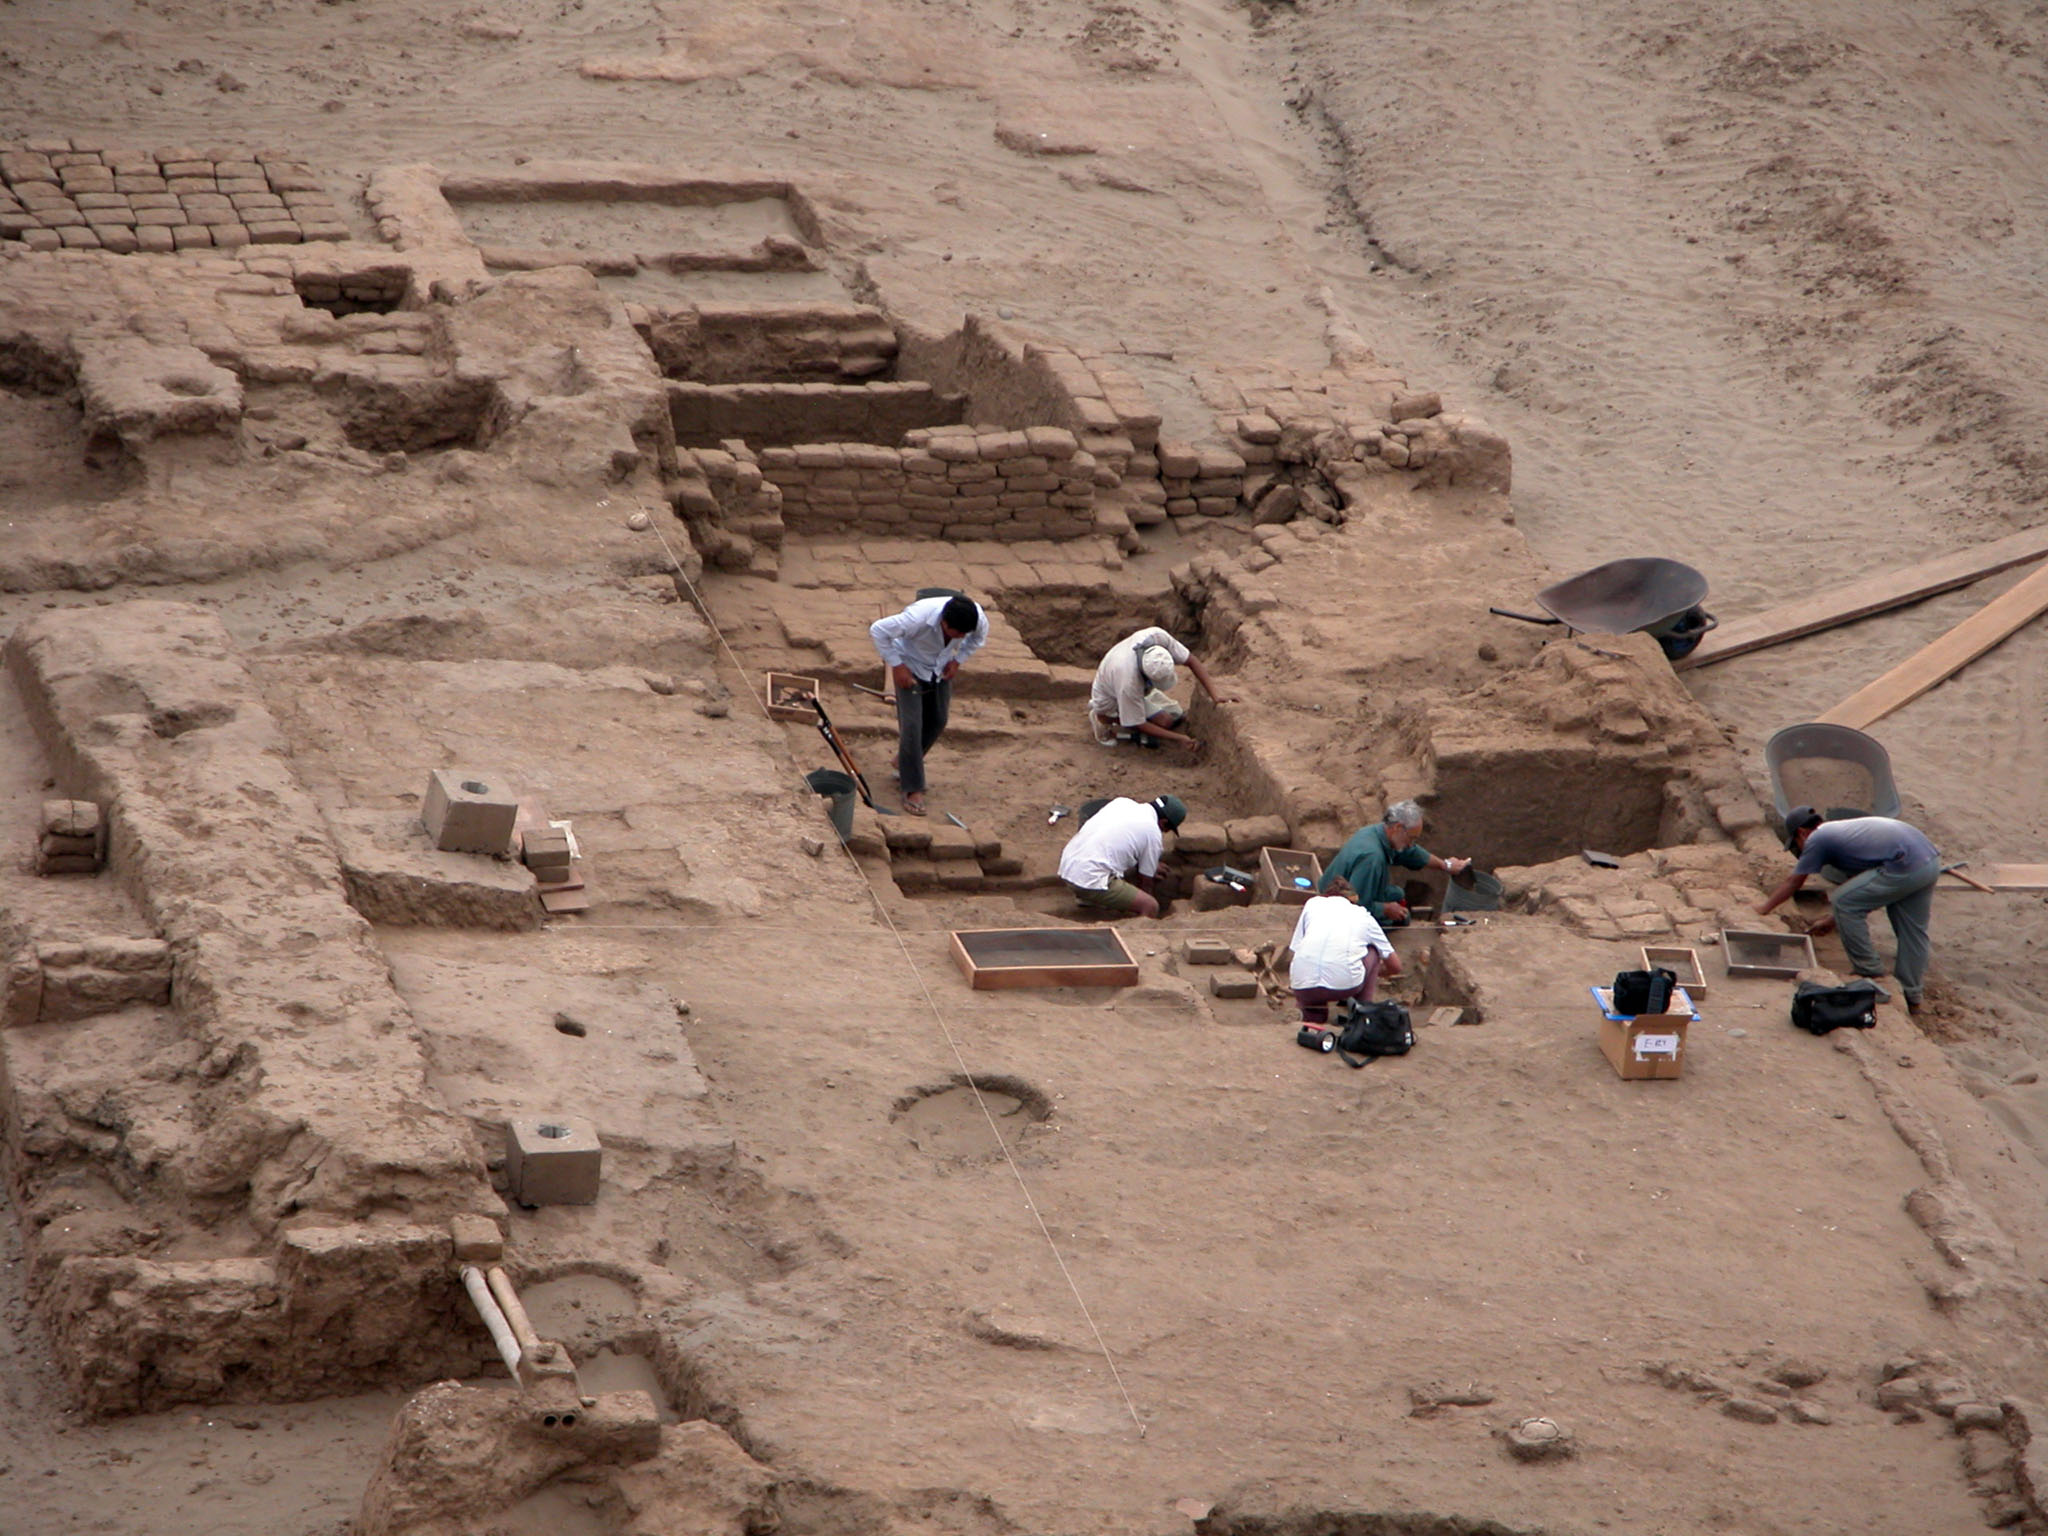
[1068,878,1141,913]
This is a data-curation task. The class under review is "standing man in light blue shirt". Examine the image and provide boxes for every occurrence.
[869,592,987,817]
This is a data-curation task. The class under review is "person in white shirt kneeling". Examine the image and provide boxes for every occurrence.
[1057,795,1186,919]
[1287,876,1402,1025]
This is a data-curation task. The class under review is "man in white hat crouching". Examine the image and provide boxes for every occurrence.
[1087,624,1235,750]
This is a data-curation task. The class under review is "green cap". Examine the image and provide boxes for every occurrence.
[1152,794,1187,831]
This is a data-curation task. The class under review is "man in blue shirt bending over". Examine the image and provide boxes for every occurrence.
[869,592,988,817]
[1756,807,1941,1013]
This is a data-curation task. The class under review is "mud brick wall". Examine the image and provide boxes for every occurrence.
[1157,441,1249,518]
[762,425,1097,540]
[45,1224,489,1415]
[0,139,347,253]
[667,379,963,447]
[896,316,1164,486]
[673,440,788,577]
[631,301,899,384]
[2,603,495,1231]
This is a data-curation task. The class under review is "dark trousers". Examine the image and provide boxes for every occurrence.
[1293,953,1385,1023]
[895,677,951,796]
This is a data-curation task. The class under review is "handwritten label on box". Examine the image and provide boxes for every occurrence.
[1633,1033,1681,1059]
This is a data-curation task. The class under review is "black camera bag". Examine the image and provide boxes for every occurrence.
[1790,978,1886,1035]
[1334,1001,1413,1068]
[1611,967,1677,1016]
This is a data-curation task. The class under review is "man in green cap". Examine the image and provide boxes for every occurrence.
[1319,799,1469,925]
[1057,794,1186,918]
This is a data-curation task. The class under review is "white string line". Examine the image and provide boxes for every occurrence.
[643,507,1148,1438]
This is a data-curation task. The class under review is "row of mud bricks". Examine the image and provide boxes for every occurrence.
[748,346,1472,550]
[0,139,346,252]
[763,425,1108,541]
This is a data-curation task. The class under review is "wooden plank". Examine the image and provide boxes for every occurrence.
[1982,865,2048,892]
[1677,524,2048,670]
[1816,561,2048,730]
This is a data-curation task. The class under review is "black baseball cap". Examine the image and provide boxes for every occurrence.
[1783,805,1823,850]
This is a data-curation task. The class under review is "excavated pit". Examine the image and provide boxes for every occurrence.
[1001,586,1200,670]
[892,1075,1052,1162]
[1428,746,1673,868]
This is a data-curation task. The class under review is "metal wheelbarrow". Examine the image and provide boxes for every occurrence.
[1490,557,1717,661]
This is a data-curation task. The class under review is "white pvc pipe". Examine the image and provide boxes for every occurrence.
[461,1265,524,1377]
[485,1266,543,1355]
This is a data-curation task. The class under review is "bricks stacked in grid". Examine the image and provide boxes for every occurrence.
[760,425,1100,541]
[0,140,349,254]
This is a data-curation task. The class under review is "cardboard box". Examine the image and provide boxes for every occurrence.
[1599,1011,1690,1080]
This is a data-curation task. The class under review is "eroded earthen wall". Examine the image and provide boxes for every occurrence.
[2,602,502,1412]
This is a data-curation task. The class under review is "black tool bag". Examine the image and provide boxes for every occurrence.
[1611,967,1677,1016]
[1790,979,1886,1035]
[1334,1001,1414,1068]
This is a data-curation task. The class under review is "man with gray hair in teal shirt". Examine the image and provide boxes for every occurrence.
[1319,800,1470,926]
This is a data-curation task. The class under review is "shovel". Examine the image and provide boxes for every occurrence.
[811,698,895,815]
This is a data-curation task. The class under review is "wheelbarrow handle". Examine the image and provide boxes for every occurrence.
[1488,607,1562,626]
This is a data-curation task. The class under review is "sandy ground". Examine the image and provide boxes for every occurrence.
[5,0,2048,1532]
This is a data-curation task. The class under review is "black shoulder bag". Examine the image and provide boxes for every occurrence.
[1611,967,1677,1016]
[1334,1000,1414,1068]
[1790,979,1885,1034]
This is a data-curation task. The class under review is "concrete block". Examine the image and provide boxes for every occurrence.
[506,1115,602,1206]
[448,1213,504,1265]
[521,828,573,869]
[1209,970,1258,999]
[422,769,518,855]
[1182,937,1234,966]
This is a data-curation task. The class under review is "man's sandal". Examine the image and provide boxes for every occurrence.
[903,794,927,817]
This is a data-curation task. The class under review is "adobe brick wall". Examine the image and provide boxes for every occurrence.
[761,425,1098,541]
